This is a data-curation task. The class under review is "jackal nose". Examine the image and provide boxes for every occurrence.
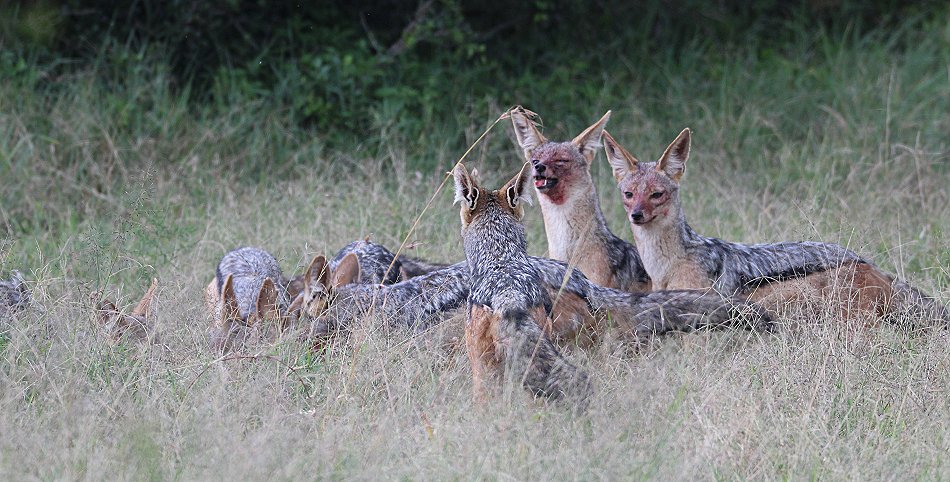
[631,211,645,223]
[531,159,545,173]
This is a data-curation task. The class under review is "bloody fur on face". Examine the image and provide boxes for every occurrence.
[530,142,589,205]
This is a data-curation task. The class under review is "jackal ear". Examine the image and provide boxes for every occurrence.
[452,163,479,211]
[602,130,640,181]
[510,108,548,160]
[131,278,157,318]
[254,277,280,323]
[11,270,27,292]
[331,252,361,288]
[305,255,331,291]
[287,292,304,318]
[571,111,611,162]
[657,128,691,181]
[204,278,220,315]
[285,273,305,301]
[502,162,534,210]
[95,299,119,325]
[221,274,241,322]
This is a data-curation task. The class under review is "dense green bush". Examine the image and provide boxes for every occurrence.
[2,0,943,140]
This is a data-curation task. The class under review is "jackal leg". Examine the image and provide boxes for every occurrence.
[466,305,500,404]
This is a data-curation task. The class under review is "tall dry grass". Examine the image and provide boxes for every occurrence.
[1,17,949,480]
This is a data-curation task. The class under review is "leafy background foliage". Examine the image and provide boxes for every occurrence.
[4,0,944,141]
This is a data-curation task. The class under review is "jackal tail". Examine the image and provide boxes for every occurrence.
[397,256,451,279]
[591,288,774,343]
[498,308,592,409]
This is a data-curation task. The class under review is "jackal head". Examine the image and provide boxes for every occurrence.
[205,274,282,322]
[94,278,158,343]
[209,273,291,352]
[452,162,533,229]
[293,252,361,320]
[602,128,690,228]
[510,108,610,205]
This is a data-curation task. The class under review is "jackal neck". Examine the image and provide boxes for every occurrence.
[538,180,612,264]
[462,205,551,310]
[463,207,530,271]
[630,210,694,289]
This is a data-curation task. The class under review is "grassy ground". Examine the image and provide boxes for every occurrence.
[1,18,949,480]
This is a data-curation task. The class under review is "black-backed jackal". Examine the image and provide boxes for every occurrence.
[94,278,160,344]
[602,128,949,327]
[509,108,651,292]
[454,162,592,407]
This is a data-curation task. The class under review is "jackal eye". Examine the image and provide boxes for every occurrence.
[650,191,664,199]
[623,191,633,199]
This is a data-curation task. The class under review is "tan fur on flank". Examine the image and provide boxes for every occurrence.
[747,261,895,323]
[545,289,600,348]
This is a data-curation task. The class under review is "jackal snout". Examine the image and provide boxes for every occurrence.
[529,158,559,192]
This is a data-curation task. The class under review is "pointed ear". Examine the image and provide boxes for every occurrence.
[452,163,479,211]
[285,274,305,301]
[510,108,548,160]
[221,274,241,322]
[571,111,611,162]
[331,252,361,288]
[95,299,118,326]
[204,278,220,316]
[656,128,691,181]
[254,277,280,322]
[131,278,157,318]
[602,130,640,182]
[287,292,304,318]
[11,270,26,292]
[305,255,330,292]
[501,162,533,210]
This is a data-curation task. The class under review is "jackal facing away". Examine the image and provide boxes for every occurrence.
[454,162,592,407]
[602,128,949,327]
[509,107,651,292]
